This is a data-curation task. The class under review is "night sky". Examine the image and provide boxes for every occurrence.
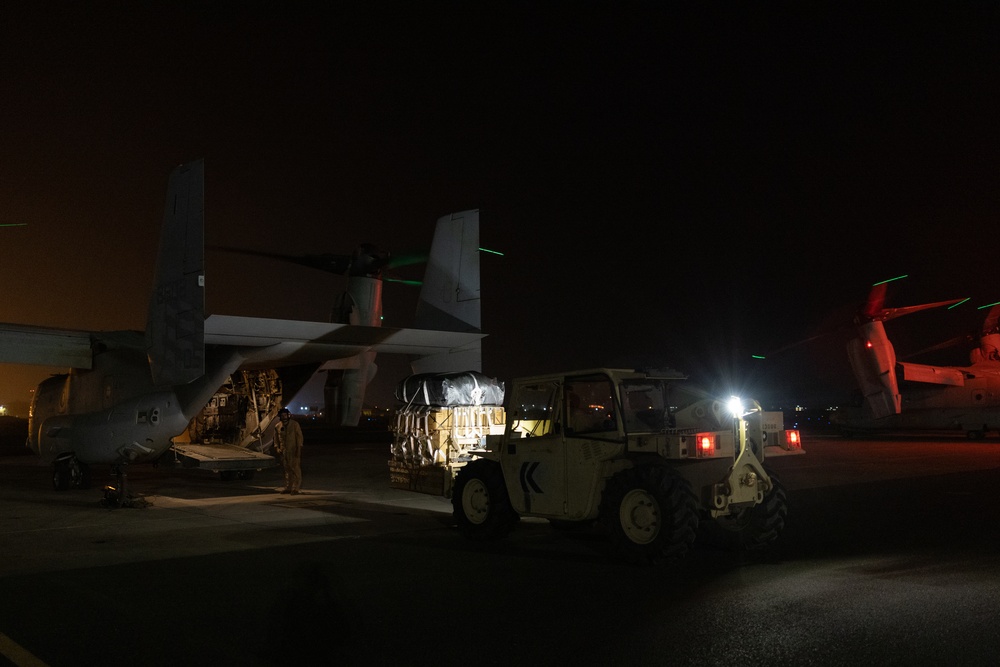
[2,3,998,412]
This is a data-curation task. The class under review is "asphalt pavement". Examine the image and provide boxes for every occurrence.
[2,427,1000,666]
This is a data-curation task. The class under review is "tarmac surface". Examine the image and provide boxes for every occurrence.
[2,423,1000,666]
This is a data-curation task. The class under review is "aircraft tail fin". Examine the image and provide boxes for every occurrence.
[145,159,206,386]
[412,209,482,373]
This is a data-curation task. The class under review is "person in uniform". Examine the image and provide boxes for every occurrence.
[275,407,304,494]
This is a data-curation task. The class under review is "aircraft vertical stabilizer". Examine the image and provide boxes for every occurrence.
[145,159,206,386]
[412,209,482,374]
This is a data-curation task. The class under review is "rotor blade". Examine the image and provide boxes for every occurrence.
[899,333,976,360]
[860,277,966,323]
[873,299,967,323]
[982,304,1000,335]
[861,283,888,320]
[762,287,962,360]
[386,251,429,269]
[208,245,352,275]
[762,328,850,357]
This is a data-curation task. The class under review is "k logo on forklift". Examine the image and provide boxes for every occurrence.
[519,461,542,493]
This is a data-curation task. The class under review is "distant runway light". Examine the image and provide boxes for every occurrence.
[978,301,1000,310]
[948,298,970,309]
[478,247,504,256]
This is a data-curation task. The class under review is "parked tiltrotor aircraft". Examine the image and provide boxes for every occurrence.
[0,159,484,502]
[835,279,1000,439]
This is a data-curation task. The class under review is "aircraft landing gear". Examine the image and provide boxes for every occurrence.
[102,463,147,508]
[52,454,91,491]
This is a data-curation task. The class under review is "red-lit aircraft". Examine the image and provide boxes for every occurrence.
[834,279,1000,438]
[0,160,484,501]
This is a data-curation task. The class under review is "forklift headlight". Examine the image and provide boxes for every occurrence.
[726,396,744,419]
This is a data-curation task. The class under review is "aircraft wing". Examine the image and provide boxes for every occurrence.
[0,323,93,368]
[204,314,484,369]
[897,362,966,386]
[0,314,482,373]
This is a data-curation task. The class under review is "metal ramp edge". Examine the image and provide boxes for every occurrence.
[168,443,278,470]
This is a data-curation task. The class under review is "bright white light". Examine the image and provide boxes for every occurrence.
[726,396,743,418]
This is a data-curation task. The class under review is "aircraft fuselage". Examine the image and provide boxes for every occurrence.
[27,339,192,464]
[837,364,1000,437]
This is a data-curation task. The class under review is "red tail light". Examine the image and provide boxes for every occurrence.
[785,430,801,448]
[694,433,716,457]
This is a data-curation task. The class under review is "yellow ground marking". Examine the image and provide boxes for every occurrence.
[0,633,48,667]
